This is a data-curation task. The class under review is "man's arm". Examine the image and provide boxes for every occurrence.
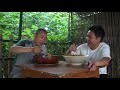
[94,57,111,67]
[88,57,111,71]
[10,45,42,54]
[9,45,34,54]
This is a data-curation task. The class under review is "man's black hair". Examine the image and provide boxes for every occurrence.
[89,25,105,42]
[35,28,47,35]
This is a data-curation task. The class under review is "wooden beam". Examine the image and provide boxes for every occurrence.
[18,12,23,41]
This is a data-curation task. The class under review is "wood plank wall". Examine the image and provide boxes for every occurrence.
[75,12,120,78]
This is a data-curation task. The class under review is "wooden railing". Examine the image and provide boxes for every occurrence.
[0,34,15,78]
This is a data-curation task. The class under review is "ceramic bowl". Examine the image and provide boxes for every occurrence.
[63,55,90,65]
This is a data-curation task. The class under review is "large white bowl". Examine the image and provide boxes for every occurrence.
[63,55,90,65]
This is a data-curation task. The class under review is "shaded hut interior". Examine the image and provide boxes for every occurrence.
[74,12,120,78]
[0,12,120,78]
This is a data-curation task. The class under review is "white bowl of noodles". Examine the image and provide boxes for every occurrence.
[63,55,90,65]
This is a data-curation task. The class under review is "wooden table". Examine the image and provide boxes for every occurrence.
[16,61,100,78]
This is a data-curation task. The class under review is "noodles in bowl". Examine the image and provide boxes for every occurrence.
[63,55,90,65]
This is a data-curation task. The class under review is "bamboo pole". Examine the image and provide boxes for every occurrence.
[7,34,14,77]
[8,35,13,58]
[0,34,3,77]
[0,34,2,58]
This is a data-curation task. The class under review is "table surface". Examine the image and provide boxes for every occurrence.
[16,61,100,78]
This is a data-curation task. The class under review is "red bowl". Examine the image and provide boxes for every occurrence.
[33,55,59,64]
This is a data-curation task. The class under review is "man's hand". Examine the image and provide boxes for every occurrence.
[88,61,97,71]
[32,46,43,54]
[68,43,77,52]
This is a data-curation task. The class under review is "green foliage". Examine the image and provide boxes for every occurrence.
[70,12,93,44]
[1,12,69,56]
[22,12,69,41]
[0,12,20,40]
[1,12,93,56]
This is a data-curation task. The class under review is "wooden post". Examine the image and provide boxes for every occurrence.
[7,34,14,77]
[8,35,13,58]
[0,34,3,77]
[0,34,2,58]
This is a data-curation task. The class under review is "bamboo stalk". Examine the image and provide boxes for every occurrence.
[0,34,2,58]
